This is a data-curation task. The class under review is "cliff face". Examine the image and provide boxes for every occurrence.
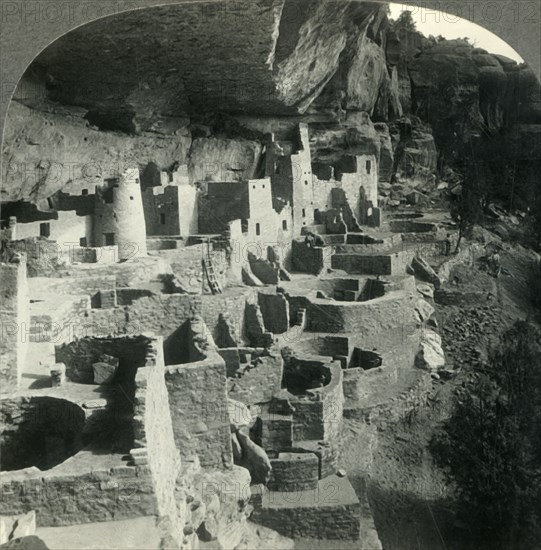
[28,0,386,120]
[403,37,541,165]
[1,0,540,208]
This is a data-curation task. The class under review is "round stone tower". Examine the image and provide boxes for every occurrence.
[113,167,147,261]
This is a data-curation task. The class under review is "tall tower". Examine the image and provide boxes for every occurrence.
[113,167,147,261]
[93,167,148,261]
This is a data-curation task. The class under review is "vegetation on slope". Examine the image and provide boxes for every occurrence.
[430,321,541,549]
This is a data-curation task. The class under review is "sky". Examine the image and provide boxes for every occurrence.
[389,3,524,63]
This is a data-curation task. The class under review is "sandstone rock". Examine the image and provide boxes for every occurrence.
[241,267,264,287]
[235,429,272,484]
[92,361,118,385]
[231,432,243,463]
[82,399,107,409]
[416,330,445,372]
[0,537,49,550]
[188,137,262,183]
[411,256,441,288]
[0,512,36,545]
[237,522,295,550]
[416,283,434,300]
[49,363,65,387]
[228,399,253,429]
[415,298,435,323]
[196,517,218,542]
[248,254,280,285]
[416,340,445,372]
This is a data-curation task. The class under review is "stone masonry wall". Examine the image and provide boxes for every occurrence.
[0,463,158,526]
[306,290,418,339]
[0,262,28,394]
[133,342,182,544]
[165,351,232,469]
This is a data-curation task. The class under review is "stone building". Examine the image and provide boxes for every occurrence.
[265,123,314,236]
[90,167,148,261]
[142,166,199,237]
[337,153,380,227]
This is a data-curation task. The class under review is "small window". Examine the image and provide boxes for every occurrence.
[366,160,371,175]
[282,220,288,231]
[130,196,134,200]
[82,189,88,196]
[135,178,140,183]
[168,173,174,183]
[255,223,261,236]
[39,223,50,238]
[160,213,166,224]
[253,185,256,189]
[79,237,87,247]
[302,208,306,218]
[104,233,115,246]
[241,219,249,233]
[262,184,265,189]
[305,180,308,185]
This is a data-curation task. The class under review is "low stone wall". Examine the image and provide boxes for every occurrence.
[434,287,493,306]
[69,246,118,264]
[0,463,158,526]
[268,453,319,492]
[305,290,417,338]
[251,475,361,540]
[331,250,409,276]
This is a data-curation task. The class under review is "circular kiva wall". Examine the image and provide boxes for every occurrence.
[0,396,85,472]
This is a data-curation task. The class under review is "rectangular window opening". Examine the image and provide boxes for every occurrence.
[39,223,50,238]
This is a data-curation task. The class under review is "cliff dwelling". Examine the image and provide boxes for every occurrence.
[1,1,541,549]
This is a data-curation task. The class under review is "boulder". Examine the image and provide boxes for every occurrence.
[49,363,65,387]
[0,512,36,545]
[416,283,434,300]
[411,256,441,288]
[0,537,48,550]
[235,429,272,485]
[415,339,445,372]
[196,517,218,542]
[415,298,435,323]
[92,361,118,385]
[228,399,253,429]
[416,329,445,372]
